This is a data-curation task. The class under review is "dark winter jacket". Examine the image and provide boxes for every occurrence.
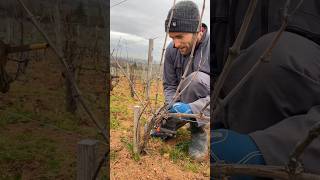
[211,0,320,175]
[211,0,320,76]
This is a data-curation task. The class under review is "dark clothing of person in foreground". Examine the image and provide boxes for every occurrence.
[211,0,320,179]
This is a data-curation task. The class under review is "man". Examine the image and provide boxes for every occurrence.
[151,0,210,161]
[211,0,320,179]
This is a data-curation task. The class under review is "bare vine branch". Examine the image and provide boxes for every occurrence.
[110,54,154,116]
[171,50,208,106]
[287,121,320,176]
[212,163,320,180]
[210,0,258,116]
[166,113,209,124]
[154,0,176,109]
[140,105,167,153]
[212,0,304,119]
[211,1,320,179]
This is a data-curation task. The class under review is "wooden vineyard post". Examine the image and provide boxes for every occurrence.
[133,105,141,154]
[77,139,99,180]
[145,38,154,100]
[0,41,10,93]
[129,63,137,98]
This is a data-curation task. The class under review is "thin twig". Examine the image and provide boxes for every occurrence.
[210,0,258,116]
[167,113,209,124]
[212,163,320,180]
[78,67,107,73]
[212,0,303,119]
[111,38,154,114]
[287,121,320,176]
[172,50,208,106]
[111,37,121,57]
[92,150,109,180]
[110,54,155,116]
[110,0,129,8]
[154,0,177,110]
[140,105,166,153]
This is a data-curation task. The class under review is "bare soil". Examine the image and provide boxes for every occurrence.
[0,53,107,179]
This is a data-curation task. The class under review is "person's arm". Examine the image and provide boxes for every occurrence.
[189,96,210,126]
[250,105,320,174]
[163,43,178,104]
[170,96,211,126]
[189,95,210,116]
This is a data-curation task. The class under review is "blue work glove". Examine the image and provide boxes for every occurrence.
[211,129,265,180]
[169,102,193,114]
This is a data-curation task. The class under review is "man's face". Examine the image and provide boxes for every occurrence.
[169,32,195,55]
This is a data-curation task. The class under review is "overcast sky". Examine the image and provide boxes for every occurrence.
[110,0,210,63]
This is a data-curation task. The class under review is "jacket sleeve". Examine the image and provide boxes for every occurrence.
[189,95,210,115]
[163,44,178,104]
[189,95,210,126]
[250,105,320,174]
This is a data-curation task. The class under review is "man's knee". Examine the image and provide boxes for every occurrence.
[184,72,210,92]
[180,72,210,103]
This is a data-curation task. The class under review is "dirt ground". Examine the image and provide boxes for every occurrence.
[0,52,108,179]
[110,77,210,180]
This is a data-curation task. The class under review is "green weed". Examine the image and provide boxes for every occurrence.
[120,137,140,161]
[0,110,33,127]
[0,132,63,178]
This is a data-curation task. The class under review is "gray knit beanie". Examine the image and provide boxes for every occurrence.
[165,1,200,33]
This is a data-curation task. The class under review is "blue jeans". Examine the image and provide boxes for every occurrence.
[211,129,265,180]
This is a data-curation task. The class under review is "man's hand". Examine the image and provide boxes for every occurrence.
[169,102,193,114]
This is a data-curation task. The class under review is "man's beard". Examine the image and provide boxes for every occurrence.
[179,41,195,56]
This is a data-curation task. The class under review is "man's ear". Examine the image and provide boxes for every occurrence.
[197,31,204,41]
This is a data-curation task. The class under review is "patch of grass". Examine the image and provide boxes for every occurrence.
[0,58,108,178]
[38,110,87,135]
[110,95,133,130]
[150,136,163,144]
[53,113,81,132]
[0,173,22,180]
[100,175,108,180]
[176,128,190,137]
[159,141,190,163]
[0,131,64,178]
[0,106,82,134]
[0,110,33,127]
[159,141,201,173]
[110,115,121,129]
[140,116,148,127]
[99,169,109,180]
[120,137,140,161]
[110,103,129,116]
[110,150,117,161]
[169,141,189,162]
[175,141,190,152]
[184,160,200,173]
